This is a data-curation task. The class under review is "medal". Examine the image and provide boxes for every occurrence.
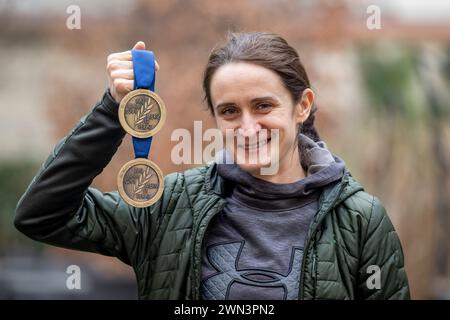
[117,49,165,207]
[117,158,164,208]
[118,89,166,138]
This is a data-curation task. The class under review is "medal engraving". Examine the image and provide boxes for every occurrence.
[118,89,166,138]
[117,158,164,207]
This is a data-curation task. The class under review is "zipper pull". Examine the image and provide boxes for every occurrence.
[312,252,317,299]
[312,254,317,278]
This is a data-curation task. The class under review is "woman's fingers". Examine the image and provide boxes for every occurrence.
[110,68,134,80]
[107,54,160,70]
[107,41,161,103]
[107,60,133,72]
[132,41,146,50]
[113,78,134,94]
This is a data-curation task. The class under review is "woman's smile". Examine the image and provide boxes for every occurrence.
[237,136,272,151]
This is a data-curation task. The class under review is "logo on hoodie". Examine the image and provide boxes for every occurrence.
[201,241,303,300]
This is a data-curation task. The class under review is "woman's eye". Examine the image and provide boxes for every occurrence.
[221,107,237,115]
[256,103,272,111]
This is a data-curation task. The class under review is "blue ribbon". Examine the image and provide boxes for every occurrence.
[131,49,155,159]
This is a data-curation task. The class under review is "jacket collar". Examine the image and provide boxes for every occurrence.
[205,162,226,196]
[205,161,364,207]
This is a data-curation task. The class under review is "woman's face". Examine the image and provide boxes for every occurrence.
[210,62,313,176]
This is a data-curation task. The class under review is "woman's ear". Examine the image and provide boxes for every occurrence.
[295,88,315,123]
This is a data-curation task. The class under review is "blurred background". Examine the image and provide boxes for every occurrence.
[0,0,449,299]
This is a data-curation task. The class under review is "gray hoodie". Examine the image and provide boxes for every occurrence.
[200,134,346,300]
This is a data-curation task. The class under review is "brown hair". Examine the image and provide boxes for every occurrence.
[202,31,320,142]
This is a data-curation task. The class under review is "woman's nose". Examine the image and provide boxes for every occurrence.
[237,115,261,137]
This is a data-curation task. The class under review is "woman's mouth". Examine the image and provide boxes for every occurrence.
[238,137,272,151]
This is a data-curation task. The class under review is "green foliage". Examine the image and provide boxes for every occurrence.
[358,44,428,121]
[0,160,39,247]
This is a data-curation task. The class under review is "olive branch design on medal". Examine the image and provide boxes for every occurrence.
[117,159,164,208]
[134,99,154,126]
[132,166,153,195]
[118,89,166,139]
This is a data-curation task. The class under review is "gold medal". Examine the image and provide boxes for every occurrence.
[117,158,164,208]
[118,89,166,138]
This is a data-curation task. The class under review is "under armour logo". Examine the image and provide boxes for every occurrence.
[202,242,302,300]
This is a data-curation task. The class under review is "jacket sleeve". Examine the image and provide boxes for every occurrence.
[14,90,176,266]
[356,196,411,299]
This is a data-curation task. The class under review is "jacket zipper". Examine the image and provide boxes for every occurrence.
[191,197,226,300]
[298,217,322,300]
[311,246,317,299]
[298,179,347,299]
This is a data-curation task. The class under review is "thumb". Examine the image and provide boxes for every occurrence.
[132,41,146,51]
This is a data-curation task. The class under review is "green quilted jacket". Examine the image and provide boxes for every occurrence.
[15,91,410,300]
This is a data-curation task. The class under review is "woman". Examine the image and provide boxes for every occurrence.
[15,32,410,300]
